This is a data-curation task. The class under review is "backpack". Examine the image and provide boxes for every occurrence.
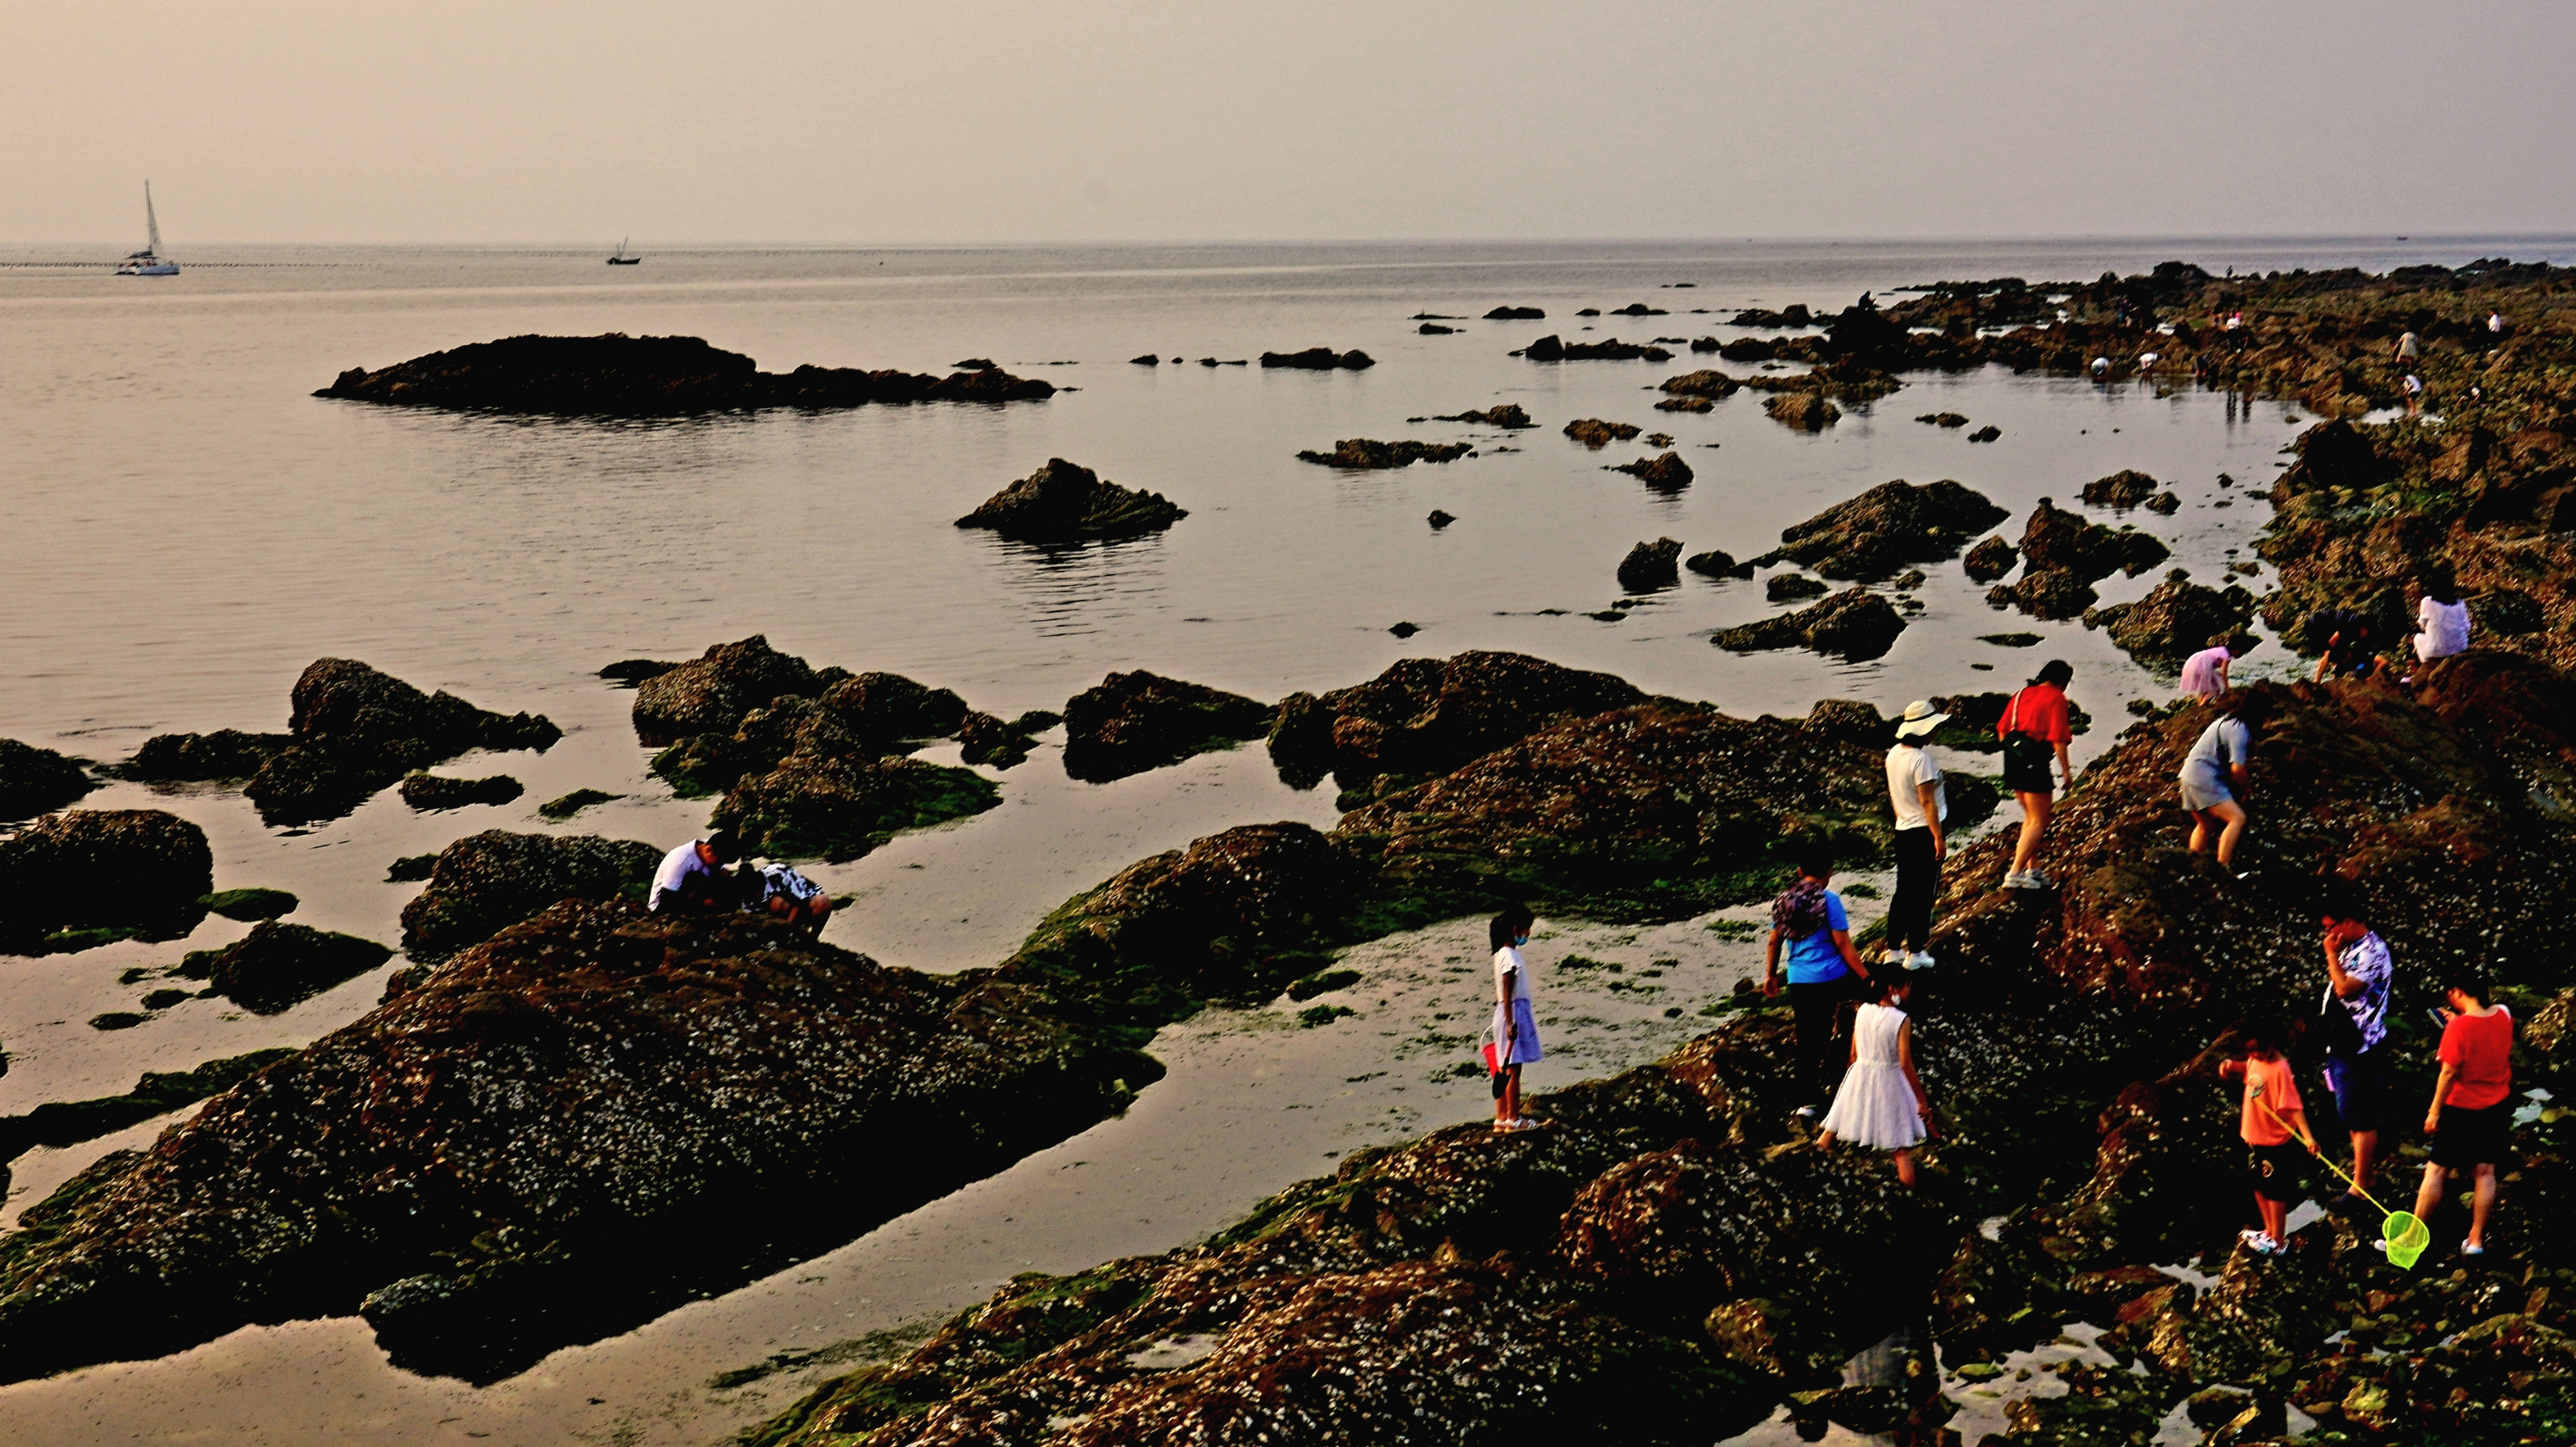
[1772,877,1831,940]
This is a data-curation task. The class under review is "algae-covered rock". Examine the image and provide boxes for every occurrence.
[0,739,94,819]
[1659,368,1741,400]
[1764,392,1840,430]
[632,635,822,746]
[2082,469,2163,509]
[1962,534,2019,582]
[1767,573,1830,602]
[1753,478,2009,582]
[0,1049,297,1162]
[952,458,1188,543]
[1564,418,1642,448]
[536,788,622,820]
[956,711,1040,769]
[1061,672,1273,784]
[117,728,287,782]
[396,830,661,957]
[398,773,524,811]
[1294,439,1470,469]
[182,920,394,1014]
[197,887,297,922]
[0,810,213,953]
[1264,651,1644,795]
[2085,573,2259,667]
[715,752,998,863]
[1714,588,1908,661]
[1617,539,1684,593]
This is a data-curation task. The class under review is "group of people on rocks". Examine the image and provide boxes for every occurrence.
[647,830,835,935]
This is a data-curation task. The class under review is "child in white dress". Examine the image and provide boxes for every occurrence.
[1817,975,1936,1184]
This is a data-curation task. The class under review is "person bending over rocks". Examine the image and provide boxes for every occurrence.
[2407,569,2472,670]
[1883,701,1948,969]
[2311,607,2382,683]
[2315,880,2394,1210]
[1816,972,1935,1185]
[753,860,833,937]
[2219,1019,2313,1259]
[649,830,741,914]
[2409,967,2514,1259]
[1489,905,1543,1133]
[1998,659,2076,890]
[1761,845,1870,1120]
[2179,711,2252,873]
[2178,633,2242,701]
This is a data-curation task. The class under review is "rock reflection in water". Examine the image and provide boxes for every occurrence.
[979,533,1171,640]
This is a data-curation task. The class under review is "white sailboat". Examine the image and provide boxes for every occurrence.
[115,182,179,276]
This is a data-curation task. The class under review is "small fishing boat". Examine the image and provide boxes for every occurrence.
[114,182,178,277]
[606,237,640,266]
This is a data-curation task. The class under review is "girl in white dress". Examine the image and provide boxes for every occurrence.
[1817,975,1936,1184]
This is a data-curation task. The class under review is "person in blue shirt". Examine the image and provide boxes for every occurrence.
[1760,844,1873,1118]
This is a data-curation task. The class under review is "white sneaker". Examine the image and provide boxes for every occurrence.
[2001,870,2039,890]
[1906,951,1935,971]
[2022,868,2050,889]
[1881,949,1908,969]
[2239,1229,2282,1256]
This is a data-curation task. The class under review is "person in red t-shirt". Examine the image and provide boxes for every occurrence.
[2410,967,2515,1257]
[1997,660,2077,891]
[2218,1020,2313,1257]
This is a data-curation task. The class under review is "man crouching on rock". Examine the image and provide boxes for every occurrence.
[650,829,743,915]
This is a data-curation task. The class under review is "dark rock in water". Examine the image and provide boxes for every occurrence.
[0,811,212,953]
[1659,368,1741,400]
[397,831,662,958]
[1417,323,1456,335]
[1978,632,2044,648]
[1686,549,1753,579]
[1061,672,1273,784]
[632,636,821,747]
[950,358,997,372]
[1129,353,1161,365]
[1690,336,1722,352]
[1608,302,1668,317]
[1484,305,1546,320]
[2084,573,2259,666]
[1563,418,1641,448]
[0,740,93,819]
[1654,395,1715,413]
[1962,534,2019,582]
[1612,453,1694,492]
[399,773,524,811]
[2144,491,2181,514]
[1719,336,1781,362]
[0,901,1160,1387]
[180,920,394,1015]
[1259,347,1374,370]
[954,458,1188,543]
[116,728,286,783]
[386,853,438,884]
[1642,432,1672,447]
[1764,393,1841,430]
[2019,497,2171,584]
[0,1049,296,1162]
[1431,404,1533,427]
[1387,622,1422,639]
[1426,509,1456,529]
[1966,423,2001,442]
[1521,336,1673,362]
[1265,651,1644,796]
[1766,573,1829,602]
[595,659,679,687]
[2082,469,2163,510]
[1916,411,1970,428]
[1988,567,2096,620]
[1616,539,1683,594]
[820,672,969,749]
[1730,304,1814,328]
[536,788,622,820]
[1752,479,2009,582]
[957,711,1041,769]
[86,1012,147,1032]
[1295,439,1471,469]
[197,888,297,922]
[1714,588,1907,661]
[714,738,998,864]
[313,334,1055,415]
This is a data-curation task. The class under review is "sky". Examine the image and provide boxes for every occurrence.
[9,0,2576,246]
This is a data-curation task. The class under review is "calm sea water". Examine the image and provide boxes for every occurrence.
[3,236,2569,1444]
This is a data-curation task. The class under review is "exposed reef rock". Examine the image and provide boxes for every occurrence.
[1916,411,1970,428]
[1266,652,1645,799]
[398,773,524,811]
[1520,336,1674,362]
[180,920,395,1015]
[1966,424,2000,442]
[1660,368,1742,401]
[1431,404,1534,427]
[1482,305,1545,320]
[1729,304,1814,328]
[1612,453,1694,492]
[0,810,212,954]
[1563,418,1642,449]
[1294,439,1470,469]
[1713,588,1908,661]
[1686,549,1754,580]
[1999,498,2173,620]
[1061,673,1273,784]
[537,788,621,820]
[0,740,94,819]
[1751,480,2009,583]
[957,710,1048,770]
[199,887,297,922]
[1962,535,2019,583]
[2082,469,2164,510]
[313,334,1054,415]
[953,458,1188,543]
[1258,348,1374,370]
[0,1050,297,1163]
[1764,393,1841,430]
[1616,538,1683,593]
[397,830,662,958]
[1766,573,1829,602]
[633,636,825,747]
[2084,572,2260,666]
[121,659,560,825]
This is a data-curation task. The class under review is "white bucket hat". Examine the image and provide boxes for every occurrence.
[1894,699,1949,739]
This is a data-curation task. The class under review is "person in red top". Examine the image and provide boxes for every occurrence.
[2409,966,2515,1257]
[2218,1019,2313,1257]
[1997,659,2076,890]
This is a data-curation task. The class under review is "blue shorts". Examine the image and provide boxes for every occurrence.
[1491,998,1543,1066]
[2324,1048,2390,1134]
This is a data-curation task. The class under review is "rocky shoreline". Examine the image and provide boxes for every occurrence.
[314,334,1056,415]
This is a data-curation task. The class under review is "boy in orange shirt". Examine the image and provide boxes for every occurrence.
[2218,1021,2315,1257]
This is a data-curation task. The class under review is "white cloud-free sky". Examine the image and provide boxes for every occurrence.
[9,0,2575,245]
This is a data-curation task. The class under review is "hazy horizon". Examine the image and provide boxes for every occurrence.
[12,1,2575,248]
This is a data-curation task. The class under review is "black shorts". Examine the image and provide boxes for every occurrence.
[2325,1048,2391,1134]
[2003,736,2056,795]
[2429,1101,2511,1170]
[2249,1140,2307,1202]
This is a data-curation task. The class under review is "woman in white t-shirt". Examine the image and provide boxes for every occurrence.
[1489,906,1543,1132]
[2412,571,2472,666]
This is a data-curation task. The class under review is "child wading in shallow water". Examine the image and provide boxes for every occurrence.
[2218,1021,2314,1257]
[1489,905,1543,1132]
[1816,973,1935,1184]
